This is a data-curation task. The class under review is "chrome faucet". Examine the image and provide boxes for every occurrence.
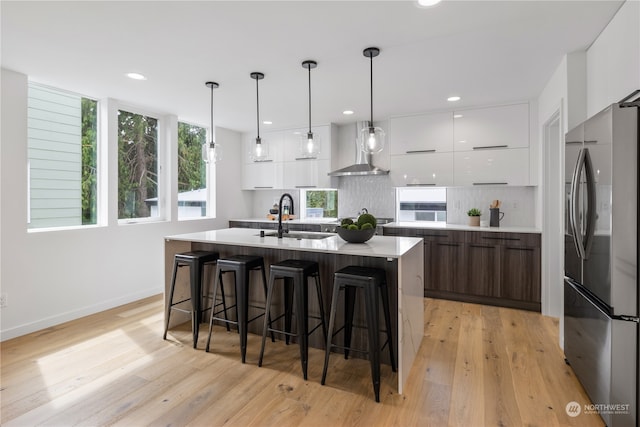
[358,207,368,215]
[277,193,295,238]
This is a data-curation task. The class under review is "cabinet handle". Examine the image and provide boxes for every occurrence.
[406,149,436,154]
[469,244,495,249]
[254,186,274,189]
[295,185,316,188]
[422,234,448,238]
[407,183,436,186]
[481,236,521,241]
[472,145,508,150]
[294,157,317,160]
[584,140,598,145]
[506,247,534,251]
[254,159,273,163]
[566,141,583,145]
[436,243,460,247]
[473,182,508,186]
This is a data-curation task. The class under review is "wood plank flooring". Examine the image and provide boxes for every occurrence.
[1,295,604,426]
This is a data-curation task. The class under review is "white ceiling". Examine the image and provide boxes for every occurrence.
[1,0,623,133]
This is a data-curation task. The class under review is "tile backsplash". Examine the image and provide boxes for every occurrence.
[337,175,396,219]
[445,186,535,227]
[247,184,535,228]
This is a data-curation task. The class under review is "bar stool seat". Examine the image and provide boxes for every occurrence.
[258,259,327,380]
[205,254,273,363]
[163,250,221,348]
[321,265,396,402]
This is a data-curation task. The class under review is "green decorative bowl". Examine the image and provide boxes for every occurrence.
[336,227,376,243]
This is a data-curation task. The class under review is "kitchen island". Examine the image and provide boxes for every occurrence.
[164,227,424,393]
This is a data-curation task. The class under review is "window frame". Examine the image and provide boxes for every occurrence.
[176,119,212,221]
[26,81,102,232]
[115,103,164,225]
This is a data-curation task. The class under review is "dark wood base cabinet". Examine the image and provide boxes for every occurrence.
[384,227,541,311]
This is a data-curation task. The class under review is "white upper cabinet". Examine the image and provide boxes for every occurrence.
[389,152,454,187]
[389,112,453,155]
[283,159,331,189]
[453,148,529,186]
[242,161,283,190]
[282,125,331,161]
[453,103,529,151]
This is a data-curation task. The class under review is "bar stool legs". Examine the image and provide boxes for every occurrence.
[163,251,219,348]
[321,266,396,402]
[205,255,274,363]
[258,259,327,380]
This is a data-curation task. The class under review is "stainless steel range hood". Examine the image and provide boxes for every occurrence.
[328,122,389,176]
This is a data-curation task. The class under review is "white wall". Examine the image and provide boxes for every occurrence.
[586,0,640,116]
[0,68,246,341]
[537,0,639,346]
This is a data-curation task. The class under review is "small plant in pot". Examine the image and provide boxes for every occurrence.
[467,208,481,226]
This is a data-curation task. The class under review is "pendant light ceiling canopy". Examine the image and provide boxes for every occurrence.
[300,59,320,158]
[360,47,385,154]
[202,81,220,163]
[249,71,269,162]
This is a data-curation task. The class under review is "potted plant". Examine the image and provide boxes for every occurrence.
[467,208,481,226]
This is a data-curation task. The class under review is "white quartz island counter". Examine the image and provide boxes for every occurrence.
[165,228,424,394]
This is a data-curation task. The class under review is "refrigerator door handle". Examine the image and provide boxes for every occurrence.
[582,148,597,259]
[569,148,586,259]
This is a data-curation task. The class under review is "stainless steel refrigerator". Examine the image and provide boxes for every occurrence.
[564,91,639,427]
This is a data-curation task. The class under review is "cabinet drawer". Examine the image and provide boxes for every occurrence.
[389,112,453,155]
[417,229,465,243]
[453,103,529,151]
[466,232,540,248]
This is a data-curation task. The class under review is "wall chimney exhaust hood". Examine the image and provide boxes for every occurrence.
[328,122,389,177]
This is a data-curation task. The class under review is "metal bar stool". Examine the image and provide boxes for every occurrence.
[164,250,229,348]
[258,259,327,380]
[321,265,396,402]
[205,254,274,363]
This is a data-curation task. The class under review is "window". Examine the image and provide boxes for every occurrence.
[27,83,98,229]
[396,187,447,222]
[301,189,338,219]
[177,122,207,219]
[117,109,159,220]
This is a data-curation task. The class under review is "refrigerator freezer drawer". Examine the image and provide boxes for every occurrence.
[564,280,637,426]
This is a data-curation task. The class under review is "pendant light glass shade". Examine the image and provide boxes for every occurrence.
[299,60,320,158]
[360,47,385,154]
[360,123,385,154]
[202,81,221,163]
[249,72,269,161]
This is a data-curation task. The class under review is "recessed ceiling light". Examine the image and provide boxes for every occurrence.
[343,110,354,115]
[126,72,146,80]
[417,0,442,6]
[263,120,272,125]
[453,114,463,118]
[447,96,461,102]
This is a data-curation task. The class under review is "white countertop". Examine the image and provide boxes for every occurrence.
[166,228,422,258]
[383,222,541,234]
[229,218,339,225]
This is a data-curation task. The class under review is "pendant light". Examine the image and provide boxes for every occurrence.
[300,60,320,158]
[249,72,269,161]
[360,47,385,154]
[202,81,221,163]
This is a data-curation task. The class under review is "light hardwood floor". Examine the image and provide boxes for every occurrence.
[1,295,604,426]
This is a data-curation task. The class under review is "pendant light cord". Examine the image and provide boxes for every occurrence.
[369,52,374,127]
[255,76,260,139]
[210,85,214,144]
[308,64,312,134]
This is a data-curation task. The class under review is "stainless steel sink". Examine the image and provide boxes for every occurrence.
[259,231,334,240]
